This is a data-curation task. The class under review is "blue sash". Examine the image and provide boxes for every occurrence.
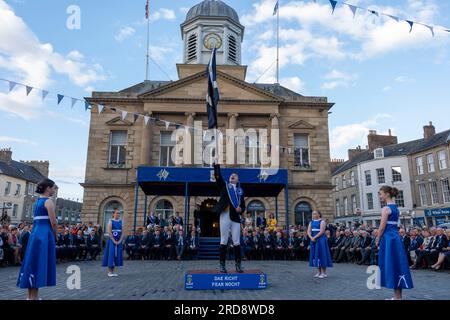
[226,182,243,209]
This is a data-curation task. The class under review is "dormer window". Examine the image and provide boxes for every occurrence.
[374,148,384,159]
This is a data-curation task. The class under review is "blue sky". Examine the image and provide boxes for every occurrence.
[1,0,449,200]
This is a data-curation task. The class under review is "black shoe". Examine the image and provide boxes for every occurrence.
[235,262,244,273]
[220,263,227,273]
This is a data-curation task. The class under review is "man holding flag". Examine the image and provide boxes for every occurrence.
[207,48,246,274]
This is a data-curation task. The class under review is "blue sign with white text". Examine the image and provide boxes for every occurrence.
[185,271,267,290]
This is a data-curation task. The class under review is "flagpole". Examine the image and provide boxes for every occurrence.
[145,2,150,81]
[276,1,280,84]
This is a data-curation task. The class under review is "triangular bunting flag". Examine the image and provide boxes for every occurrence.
[42,90,49,101]
[445,29,450,33]
[97,105,104,114]
[144,116,150,126]
[121,110,128,121]
[369,10,378,17]
[175,124,180,129]
[425,25,435,37]
[329,0,337,14]
[26,86,33,96]
[133,113,139,123]
[165,121,170,130]
[110,107,117,112]
[8,81,17,92]
[406,20,414,33]
[385,14,399,22]
[347,4,357,18]
[71,98,78,108]
[57,94,65,105]
[84,101,90,111]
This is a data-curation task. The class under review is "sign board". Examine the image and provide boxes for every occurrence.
[185,269,267,290]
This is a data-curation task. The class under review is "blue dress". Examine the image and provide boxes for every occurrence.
[378,204,413,289]
[17,197,56,288]
[102,219,123,268]
[309,219,333,268]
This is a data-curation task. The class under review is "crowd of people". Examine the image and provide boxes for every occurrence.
[1,211,449,271]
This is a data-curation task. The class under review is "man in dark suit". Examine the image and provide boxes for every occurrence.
[74,230,87,261]
[150,229,163,260]
[138,229,152,260]
[124,231,140,260]
[163,229,175,260]
[241,230,253,260]
[331,230,344,262]
[86,230,100,260]
[262,230,274,260]
[335,229,352,263]
[172,212,183,227]
[212,162,246,273]
[146,212,160,228]
[286,232,297,260]
[425,228,448,267]
[274,232,286,260]
[256,213,267,230]
[175,230,186,261]
[251,229,262,260]
[187,230,199,260]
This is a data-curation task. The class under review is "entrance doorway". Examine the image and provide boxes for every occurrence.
[195,199,219,237]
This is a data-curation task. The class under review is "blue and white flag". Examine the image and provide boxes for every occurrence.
[273,1,279,16]
[206,47,219,129]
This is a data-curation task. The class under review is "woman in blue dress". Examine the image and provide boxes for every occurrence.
[102,208,124,277]
[308,210,333,278]
[17,179,58,300]
[376,186,413,300]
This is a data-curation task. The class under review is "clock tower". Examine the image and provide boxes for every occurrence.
[181,0,245,66]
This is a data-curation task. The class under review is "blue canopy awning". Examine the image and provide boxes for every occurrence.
[136,166,288,197]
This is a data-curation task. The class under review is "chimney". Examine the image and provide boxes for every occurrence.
[423,121,436,139]
[367,129,398,152]
[330,158,345,173]
[0,148,12,164]
[21,160,50,178]
[348,145,364,161]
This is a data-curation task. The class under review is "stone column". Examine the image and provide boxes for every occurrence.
[140,112,153,165]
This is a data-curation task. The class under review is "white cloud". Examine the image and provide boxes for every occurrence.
[321,70,358,90]
[382,86,392,92]
[280,76,305,93]
[179,7,190,15]
[0,135,37,146]
[115,26,136,42]
[395,75,416,83]
[148,45,174,63]
[0,0,107,119]
[136,8,176,25]
[330,114,394,157]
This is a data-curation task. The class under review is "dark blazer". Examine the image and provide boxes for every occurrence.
[188,235,199,247]
[140,234,152,247]
[86,235,100,248]
[256,217,267,228]
[401,235,411,252]
[262,235,274,248]
[163,233,175,246]
[152,235,163,246]
[275,237,286,249]
[172,216,183,226]
[75,235,86,247]
[212,163,246,223]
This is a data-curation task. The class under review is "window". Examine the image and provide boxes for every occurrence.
[416,157,424,175]
[247,200,266,223]
[228,35,238,63]
[103,201,123,233]
[245,135,260,167]
[160,131,175,167]
[418,184,428,206]
[350,171,355,186]
[376,168,385,184]
[295,201,313,226]
[442,179,450,203]
[187,33,197,62]
[395,190,405,208]
[351,194,357,214]
[14,184,21,196]
[4,181,11,195]
[109,131,127,165]
[430,181,439,205]
[374,148,384,159]
[154,199,174,220]
[343,197,348,216]
[335,177,339,191]
[335,199,340,217]
[367,193,374,210]
[294,134,310,169]
[426,154,435,173]
[392,166,402,182]
[365,170,372,186]
[12,204,18,217]
[438,150,447,170]
[341,174,347,189]
[380,199,387,209]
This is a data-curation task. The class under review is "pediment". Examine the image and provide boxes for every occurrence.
[105,116,133,126]
[288,120,315,129]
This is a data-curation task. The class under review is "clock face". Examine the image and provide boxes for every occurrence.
[203,33,222,50]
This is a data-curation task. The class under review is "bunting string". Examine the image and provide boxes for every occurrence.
[322,0,450,37]
[0,78,294,155]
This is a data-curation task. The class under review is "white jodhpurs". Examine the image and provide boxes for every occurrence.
[220,211,241,245]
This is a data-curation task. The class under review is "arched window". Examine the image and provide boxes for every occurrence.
[247,200,266,222]
[103,200,123,233]
[295,201,313,227]
[154,199,174,221]
[228,35,237,63]
[187,33,197,62]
